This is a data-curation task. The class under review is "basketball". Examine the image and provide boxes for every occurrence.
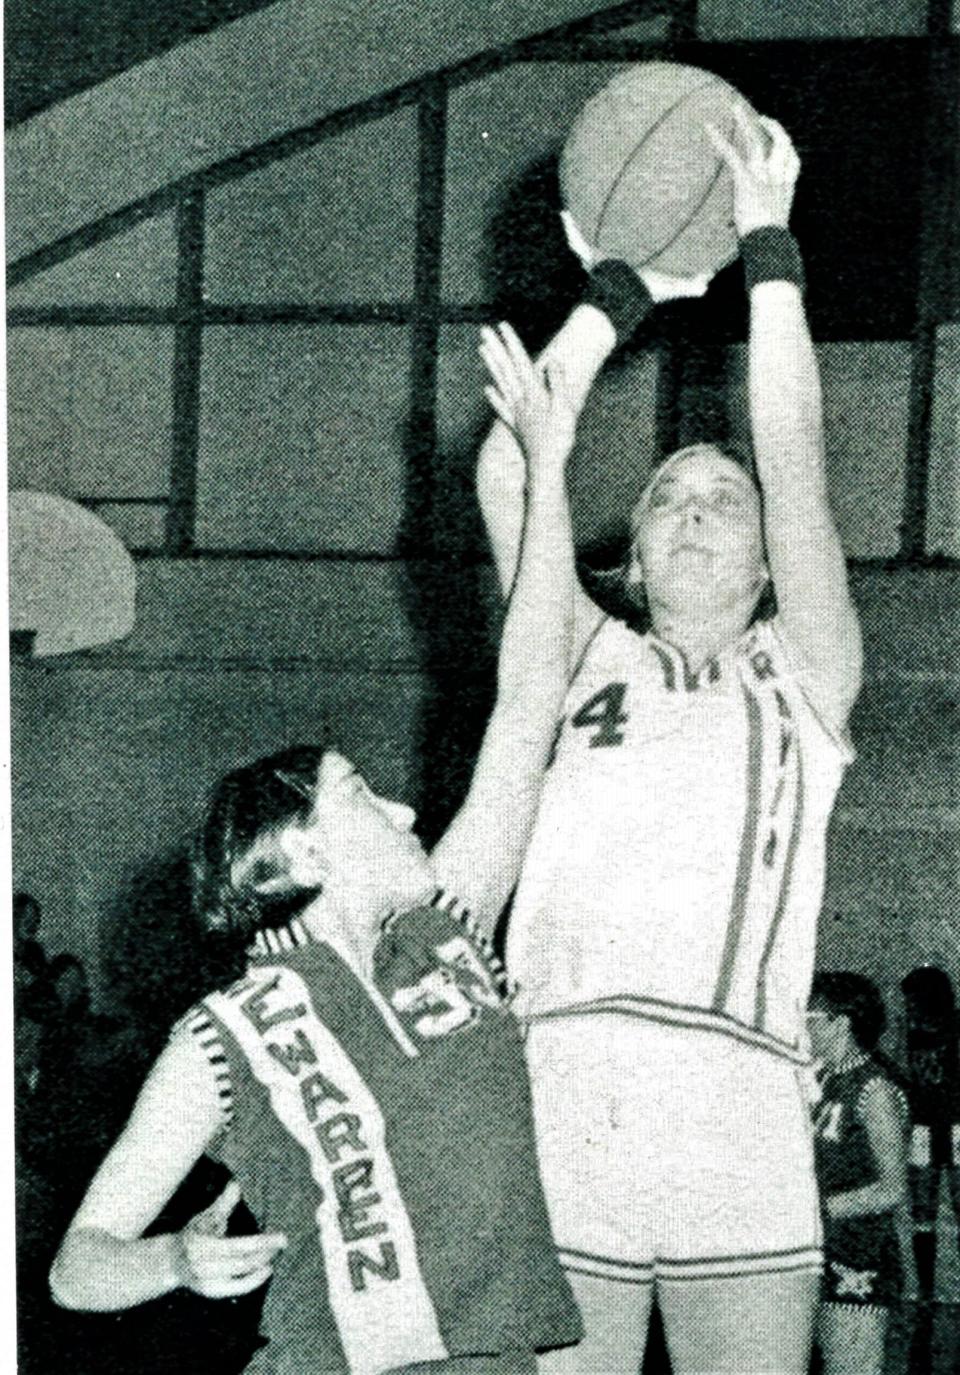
[560,63,763,279]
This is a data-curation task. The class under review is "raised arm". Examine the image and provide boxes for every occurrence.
[432,324,581,932]
[475,303,614,659]
[711,113,862,730]
[50,1026,286,1311]
[477,223,713,669]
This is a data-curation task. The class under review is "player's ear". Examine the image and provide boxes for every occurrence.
[559,209,598,272]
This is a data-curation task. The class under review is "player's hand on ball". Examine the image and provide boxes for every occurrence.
[636,266,713,303]
[480,322,577,474]
[175,1179,287,1299]
[706,108,800,236]
[560,208,712,302]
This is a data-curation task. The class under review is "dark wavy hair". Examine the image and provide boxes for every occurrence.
[901,965,957,1037]
[810,971,888,1052]
[192,744,330,946]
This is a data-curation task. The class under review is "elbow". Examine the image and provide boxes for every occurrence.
[49,1248,83,1310]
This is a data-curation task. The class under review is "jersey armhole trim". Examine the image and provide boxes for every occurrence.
[432,887,515,1003]
[181,1005,235,1131]
[856,1075,910,1128]
[765,617,856,764]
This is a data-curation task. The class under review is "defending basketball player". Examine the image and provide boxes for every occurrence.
[48,342,585,1374]
[808,974,909,1375]
[477,111,862,1373]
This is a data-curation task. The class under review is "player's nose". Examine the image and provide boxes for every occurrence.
[377,798,417,831]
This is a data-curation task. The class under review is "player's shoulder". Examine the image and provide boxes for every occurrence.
[857,1070,910,1125]
[741,616,856,759]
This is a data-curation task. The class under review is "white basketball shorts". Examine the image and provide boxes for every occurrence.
[524,1012,823,1286]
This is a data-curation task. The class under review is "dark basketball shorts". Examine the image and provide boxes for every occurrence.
[821,1218,902,1308]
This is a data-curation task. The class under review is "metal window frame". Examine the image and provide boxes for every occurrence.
[7,0,958,566]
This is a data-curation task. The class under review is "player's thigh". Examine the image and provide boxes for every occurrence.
[524,1017,657,1265]
[816,1301,888,1375]
[658,1268,817,1375]
[536,1270,654,1375]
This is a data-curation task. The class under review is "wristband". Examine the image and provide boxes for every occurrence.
[740,227,805,293]
[581,260,654,343]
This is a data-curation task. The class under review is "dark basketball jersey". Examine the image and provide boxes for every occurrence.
[815,1059,899,1194]
[186,893,581,1375]
[813,1056,905,1298]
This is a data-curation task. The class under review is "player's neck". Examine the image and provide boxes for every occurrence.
[648,601,753,671]
[300,889,386,981]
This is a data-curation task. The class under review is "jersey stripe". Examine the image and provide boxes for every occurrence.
[206,965,448,1375]
[754,751,806,1029]
[712,684,764,1012]
[648,639,677,692]
[183,1007,235,1127]
[560,1248,655,1285]
[656,1246,822,1281]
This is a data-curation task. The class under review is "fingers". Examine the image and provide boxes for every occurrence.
[483,384,515,428]
[640,267,713,302]
[479,322,538,423]
[730,103,767,164]
[705,120,742,173]
[180,1231,287,1298]
[541,357,567,399]
[209,1179,242,1228]
[186,1180,242,1238]
[479,325,521,399]
[496,320,535,378]
[709,110,798,179]
[757,116,801,179]
[205,1265,277,1298]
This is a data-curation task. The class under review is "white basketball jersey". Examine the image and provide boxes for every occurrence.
[508,614,852,1061]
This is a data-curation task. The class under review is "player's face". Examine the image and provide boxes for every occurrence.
[242,752,433,918]
[627,447,767,615]
[807,1006,844,1063]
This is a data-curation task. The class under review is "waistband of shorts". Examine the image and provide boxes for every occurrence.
[521,994,811,1067]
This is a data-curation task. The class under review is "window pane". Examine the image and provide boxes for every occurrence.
[7,326,173,500]
[196,325,409,552]
[8,216,176,307]
[205,110,417,304]
[700,0,926,38]
[94,502,167,551]
[444,62,623,302]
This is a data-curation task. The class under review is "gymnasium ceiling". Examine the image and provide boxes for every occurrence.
[5,1,281,124]
[4,0,600,126]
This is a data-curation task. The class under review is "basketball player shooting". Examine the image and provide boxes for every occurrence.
[477,110,862,1374]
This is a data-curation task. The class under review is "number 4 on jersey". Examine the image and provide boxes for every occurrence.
[571,682,629,748]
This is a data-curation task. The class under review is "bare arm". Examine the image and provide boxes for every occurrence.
[826,1079,909,1220]
[50,1026,286,1310]
[432,325,580,933]
[475,303,614,662]
[713,115,862,730]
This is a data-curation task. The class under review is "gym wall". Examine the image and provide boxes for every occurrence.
[7,0,959,1011]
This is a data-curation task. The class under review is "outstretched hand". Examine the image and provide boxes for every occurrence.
[480,322,578,476]
[707,109,800,237]
[175,1180,287,1300]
